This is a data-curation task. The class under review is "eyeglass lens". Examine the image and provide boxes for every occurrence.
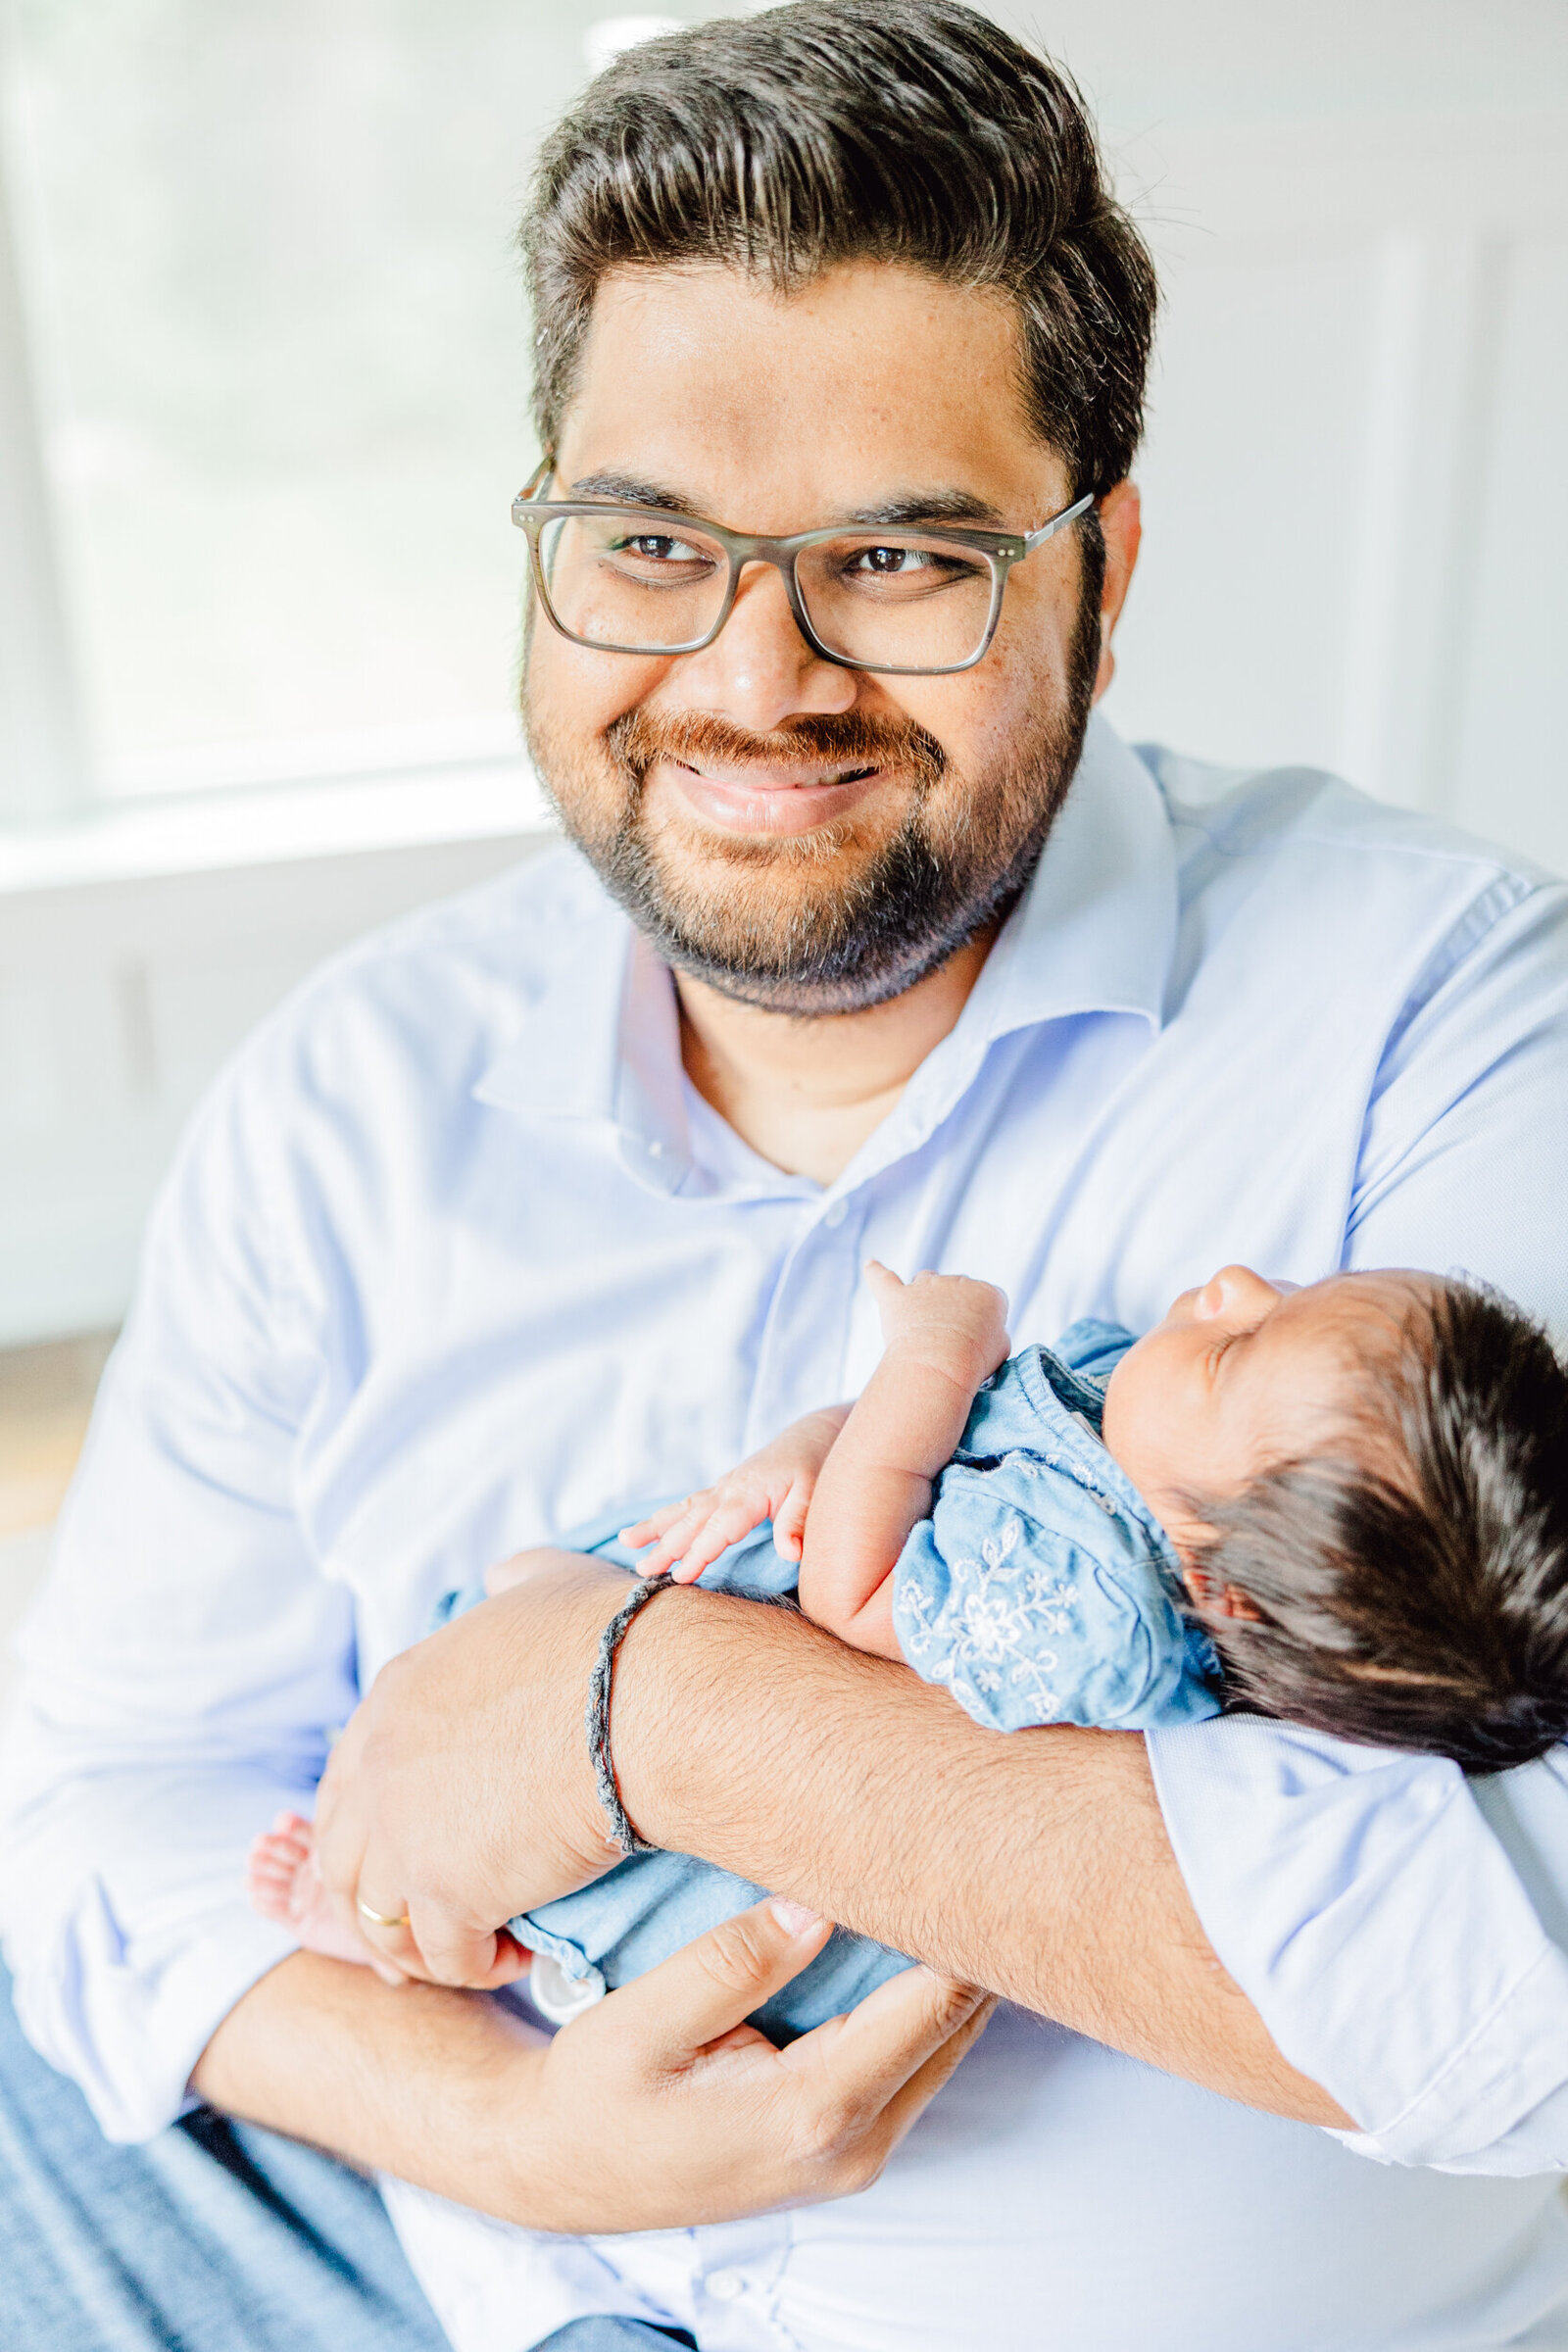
[537,513,998,666]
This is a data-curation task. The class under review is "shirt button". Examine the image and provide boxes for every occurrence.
[707,2270,745,2302]
[648,1140,665,1159]
[822,1199,847,1228]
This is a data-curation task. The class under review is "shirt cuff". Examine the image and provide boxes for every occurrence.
[0,1750,313,2142]
[1147,1715,1568,2170]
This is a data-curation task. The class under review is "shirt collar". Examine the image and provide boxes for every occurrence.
[473,915,690,1185]
[473,714,1177,1188]
[843,716,1177,1187]
[979,711,1176,1049]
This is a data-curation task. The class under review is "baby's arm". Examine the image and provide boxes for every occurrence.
[798,1265,1009,1660]
[622,1403,852,1582]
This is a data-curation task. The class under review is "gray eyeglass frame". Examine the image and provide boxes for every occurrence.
[510,461,1096,676]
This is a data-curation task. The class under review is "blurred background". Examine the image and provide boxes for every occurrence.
[1,0,1565,1698]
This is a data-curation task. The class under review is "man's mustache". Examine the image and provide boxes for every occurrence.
[606,706,948,791]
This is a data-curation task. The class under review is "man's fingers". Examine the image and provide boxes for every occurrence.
[601,1897,832,2065]
[403,1901,532,1990]
[311,1779,373,1945]
[783,1962,991,2115]
[870,1992,997,2149]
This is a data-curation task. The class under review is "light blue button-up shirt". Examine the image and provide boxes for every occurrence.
[5,716,1568,2352]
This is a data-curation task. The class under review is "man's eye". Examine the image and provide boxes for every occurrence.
[850,545,935,575]
[612,533,705,563]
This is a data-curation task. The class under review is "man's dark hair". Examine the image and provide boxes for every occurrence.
[1190,1284,1568,1775]
[521,0,1156,498]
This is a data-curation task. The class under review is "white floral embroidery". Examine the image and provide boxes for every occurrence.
[898,1507,1073,1726]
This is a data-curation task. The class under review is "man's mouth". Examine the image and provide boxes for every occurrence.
[656,756,886,835]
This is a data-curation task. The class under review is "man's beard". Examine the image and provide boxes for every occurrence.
[523,564,1102,1016]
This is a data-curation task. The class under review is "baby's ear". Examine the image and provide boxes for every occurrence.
[1190,1578,1264,1623]
[1180,1564,1260,1622]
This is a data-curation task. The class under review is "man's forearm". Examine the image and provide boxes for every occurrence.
[192,1951,547,2213]
[613,1588,1351,2127]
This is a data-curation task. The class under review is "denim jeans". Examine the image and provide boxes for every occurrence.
[0,1961,690,2352]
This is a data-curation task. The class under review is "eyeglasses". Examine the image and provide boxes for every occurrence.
[511,463,1095,677]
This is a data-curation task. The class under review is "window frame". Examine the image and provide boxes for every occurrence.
[0,92,90,825]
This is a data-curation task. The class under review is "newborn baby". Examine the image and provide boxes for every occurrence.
[251,1260,1568,2034]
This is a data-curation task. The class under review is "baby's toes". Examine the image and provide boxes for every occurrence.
[248,1862,293,1923]
[251,1830,302,1878]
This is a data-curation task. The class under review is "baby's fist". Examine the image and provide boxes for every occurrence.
[864,1263,1010,1379]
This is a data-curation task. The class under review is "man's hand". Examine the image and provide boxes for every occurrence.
[195,1899,994,2231]
[313,1548,635,1987]
[519,1896,993,2230]
[621,1404,852,1579]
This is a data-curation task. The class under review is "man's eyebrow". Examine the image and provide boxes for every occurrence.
[844,490,1005,530]
[563,473,1006,532]
[564,470,696,513]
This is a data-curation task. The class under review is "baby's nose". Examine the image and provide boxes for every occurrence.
[1199,1264,1282,1320]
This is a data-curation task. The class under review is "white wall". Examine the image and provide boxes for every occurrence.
[0,822,543,1346]
[1099,108,1568,872]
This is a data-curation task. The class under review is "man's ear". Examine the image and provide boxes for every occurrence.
[1091,479,1141,704]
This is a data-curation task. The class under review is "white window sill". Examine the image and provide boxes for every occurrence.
[0,759,556,899]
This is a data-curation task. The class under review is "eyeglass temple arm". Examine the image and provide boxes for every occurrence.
[1022,491,1096,553]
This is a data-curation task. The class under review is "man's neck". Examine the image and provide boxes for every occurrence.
[677,928,998,1187]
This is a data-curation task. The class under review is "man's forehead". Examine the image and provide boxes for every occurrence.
[555,257,1068,525]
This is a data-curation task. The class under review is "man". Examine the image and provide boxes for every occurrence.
[5,5,1568,2348]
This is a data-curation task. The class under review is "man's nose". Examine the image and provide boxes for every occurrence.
[671,561,858,732]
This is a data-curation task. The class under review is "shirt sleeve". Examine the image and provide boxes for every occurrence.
[1151,876,1568,2174]
[0,1042,354,2142]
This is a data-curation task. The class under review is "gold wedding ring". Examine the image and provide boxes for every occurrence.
[356,1896,412,1930]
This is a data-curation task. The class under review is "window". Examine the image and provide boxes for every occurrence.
[0,4,690,814]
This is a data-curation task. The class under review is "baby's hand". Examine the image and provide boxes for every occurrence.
[864,1263,1010,1385]
[621,1407,849,1583]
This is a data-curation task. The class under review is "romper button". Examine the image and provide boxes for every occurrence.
[527,1951,604,2025]
[707,2270,745,2302]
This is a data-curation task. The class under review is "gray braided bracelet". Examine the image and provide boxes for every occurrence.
[585,1572,803,1859]
[585,1574,676,1858]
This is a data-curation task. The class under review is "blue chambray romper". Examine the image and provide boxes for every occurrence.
[439,1320,1220,2039]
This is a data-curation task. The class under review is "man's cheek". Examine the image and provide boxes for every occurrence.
[528,628,662,741]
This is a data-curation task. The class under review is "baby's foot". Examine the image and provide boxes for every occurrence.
[247,1810,375,1966]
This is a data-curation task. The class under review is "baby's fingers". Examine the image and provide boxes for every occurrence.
[675,1490,773,1581]
[641,1504,724,1578]
[772,1478,813,1561]
[622,1492,712,1551]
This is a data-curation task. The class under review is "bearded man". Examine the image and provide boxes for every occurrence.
[5,7,1568,2350]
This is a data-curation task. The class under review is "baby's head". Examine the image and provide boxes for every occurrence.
[1102,1266,1568,1772]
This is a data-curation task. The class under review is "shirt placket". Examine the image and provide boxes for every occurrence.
[743,1190,869,1448]
[684,2214,799,2351]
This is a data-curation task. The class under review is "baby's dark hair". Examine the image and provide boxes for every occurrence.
[1188,1281,1568,1774]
